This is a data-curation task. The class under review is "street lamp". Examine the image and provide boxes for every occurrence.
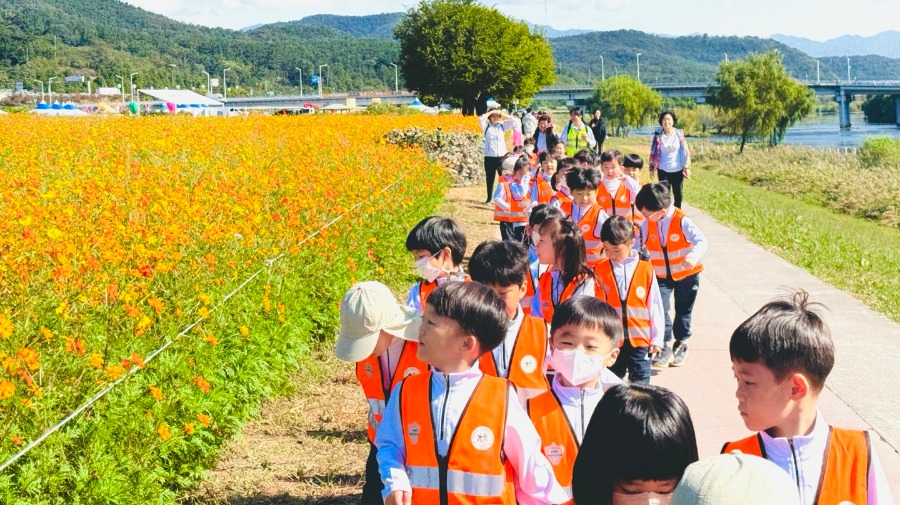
[318,64,328,97]
[816,60,820,85]
[47,77,57,103]
[114,74,125,103]
[168,64,177,88]
[202,71,210,95]
[129,72,139,100]
[33,79,44,102]
[636,53,642,82]
[389,62,398,93]
[223,68,232,100]
[846,57,851,82]
[599,55,605,81]
[724,52,728,63]
[295,67,303,96]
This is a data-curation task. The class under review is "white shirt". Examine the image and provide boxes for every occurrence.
[522,113,538,137]
[492,307,525,380]
[379,337,406,391]
[480,113,518,157]
[637,205,708,268]
[758,411,894,505]
[601,175,640,206]
[376,364,570,505]
[604,254,665,348]
[548,371,622,444]
[658,130,682,172]
[493,174,532,228]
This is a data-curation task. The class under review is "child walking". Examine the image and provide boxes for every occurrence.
[493,154,532,243]
[405,216,468,312]
[532,216,597,323]
[597,149,641,221]
[560,166,610,268]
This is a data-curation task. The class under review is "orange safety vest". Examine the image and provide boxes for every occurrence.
[356,341,428,443]
[572,204,605,267]
[645,208,703,281]
[401,372,516,505]
[593,259,654,348]
[521,269,536,316]
[538,269,586,324]
[555,191,573,216]
[535,176,555,205]
[419,279,439,310]
[596,183,631,220]
[528,389,578,505]
[722,428,870,505]
[494,180,529,223]
[479,315,549,399]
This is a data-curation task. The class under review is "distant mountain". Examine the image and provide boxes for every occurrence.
[285,13,403,39]
[772,31,900,59]
[526,24,592,38]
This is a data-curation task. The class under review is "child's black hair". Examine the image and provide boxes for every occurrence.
[574,149,599,167]
[468,240,529,288]
[634,183,672,213]
[566,166,602,191]
[600,216,635,245]
[528,204,565,228]
[550,296,624,348]
[523,137,536,146]
[513,154,530,174]
[538,150,554,164]
[405,216,467,266]
[730,290,834,392]
[539,217,595,287]
[558,157,578,172]
[427,282,508,355]
[623,153,644,170]
[572,384,699,505]
[599,149,624,165]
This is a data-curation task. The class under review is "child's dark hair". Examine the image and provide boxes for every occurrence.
[538,151,554,164]
[528,204,565,228]
[623,153,644,169]
[405,216,467,266]
[730,290,834,392]
[427,282,508,355]
[468,240,529,288]
[539,217,594,287]
[523,137,536,146]
[513,154,530,174]
[635,183,672,213]
[600,216,635,245]
[551,296,624,348]
[566,166,602,191]
[574,149,599,167]
[558,157,578,172]
[599,149,624,165]
[572,384,699,505]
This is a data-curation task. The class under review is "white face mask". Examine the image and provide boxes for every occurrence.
[549,348,613,386]
[414,253,449,283]
[611,492,672,505]
[525,145,535,154]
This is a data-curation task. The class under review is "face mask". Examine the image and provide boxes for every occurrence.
[414,253,449,283]
[611,492,672,505]
[549,348,612,386]
[525,145,535,154]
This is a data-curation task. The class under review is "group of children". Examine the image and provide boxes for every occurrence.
[334,215,894,505]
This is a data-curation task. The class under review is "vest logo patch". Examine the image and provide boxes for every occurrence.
[471,426,495,451]
[403,367,420,378]
[620,195,628,203]
[407,422,421,445]
[581,224,591,233]
[599,196,607,203]
[635,286,646,300]
[544,442,565,465]
[520,355,538,374]
[364,363,374,378]
[670,234,680,243]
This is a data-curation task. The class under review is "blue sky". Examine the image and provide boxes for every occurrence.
[123,0,899,40]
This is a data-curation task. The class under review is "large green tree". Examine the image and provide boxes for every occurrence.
[589,75,662,136]
[710,51,815,152]
[394,0,555,115]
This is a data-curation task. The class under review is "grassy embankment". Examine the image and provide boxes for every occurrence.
[606,136,900,322]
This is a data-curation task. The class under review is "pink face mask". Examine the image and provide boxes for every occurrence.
[611,492,673,505]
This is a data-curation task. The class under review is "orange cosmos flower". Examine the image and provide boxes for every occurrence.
[157,423,171,441]
[193,376,211,393]
[0,314,13,340]
[196,413,211,427]
[183,423,195,435]
[0,380,15,400]
[148,386,163,400]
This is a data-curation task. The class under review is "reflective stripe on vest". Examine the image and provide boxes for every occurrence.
[479,315,549,400]
[722,428,870,505]
[645,208,703,281]
[574,205,605,267]
[538,269,584,324]
[596,183,630,219]
[565,124,588,156]
[527,389,579,505]
[356,341,427,443]
[401,373,516,505]
[593,259,655,347]
[494,181,529,223]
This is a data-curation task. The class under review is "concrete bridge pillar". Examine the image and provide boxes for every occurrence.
[895,95,900,127]
[838,93,852,129]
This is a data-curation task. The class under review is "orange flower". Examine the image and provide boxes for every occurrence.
[40,326,53,340]
[130,353,145,368]
[0,380,15,400]
[138,264,153,278]
[124,305,142,318]
[16,348,40,371]
[193,376,211,393]
[203,334,218,346]
[0,314,13,340]
[196,413,212,427]
[147,297,164,314]
[105,364,125,380]
[148,386,163,400]
[183,422,195,435]
[11,435,22,446]
[64,337,86,356]
[157,423,171,441]
[88,353,104,369]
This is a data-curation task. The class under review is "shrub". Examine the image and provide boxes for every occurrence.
[384,126,484,186]
[858,137,900,169]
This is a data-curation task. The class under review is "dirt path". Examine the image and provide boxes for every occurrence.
[191,185,496,504]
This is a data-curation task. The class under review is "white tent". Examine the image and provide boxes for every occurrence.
[136,89,223,107]
[408,98,438,114]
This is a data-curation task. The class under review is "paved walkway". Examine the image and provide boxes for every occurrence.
[652,204,900,493]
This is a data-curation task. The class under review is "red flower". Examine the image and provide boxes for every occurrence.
[138,264,153,277]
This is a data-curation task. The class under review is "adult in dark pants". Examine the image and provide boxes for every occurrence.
[479,108,517,203]
[649,111,691,208]
[589,109,607,153]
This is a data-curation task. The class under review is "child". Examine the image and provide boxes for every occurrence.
[673,452,800,505]
[572,384,699,505]
[594,216,664,385]
[573,148,599,169]
[532,216,597,323]
[335,281,427,505]
[597,149,641,222]
[469,240,550,401]
[493,155,532,243]
[562,166,609,268]
[723,291,894,505]
[524,137,539,170]
[405,216,468,312]
[549,157,575,212]
[528,296,624,503]
[622,154,648,250]
[635,184,707,368]
[375,282,569,505]
[526,204,566,268]
[531,151,557,205]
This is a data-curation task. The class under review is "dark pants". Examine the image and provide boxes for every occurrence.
[500,222,526,243]
[657,169,685,208]
[484,156,504,202]
[361,441,383,505]
[610,338,651,384]
[658,273,700,346]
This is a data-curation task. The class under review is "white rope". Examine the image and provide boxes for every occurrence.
[0,171,413,472]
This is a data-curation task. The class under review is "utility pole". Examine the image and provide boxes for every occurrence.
[318,64,328,97]
[599,55,605,81]
[636,53,642,82]
[115,74,125,103]
[295,67,303,96]
[390,62,399,93]
[33,80,44,101]
[168,64,176,88]
[846,56,851,82]
[816,60,820,85]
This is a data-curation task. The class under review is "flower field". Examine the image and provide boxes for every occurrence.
[0,113,478,502]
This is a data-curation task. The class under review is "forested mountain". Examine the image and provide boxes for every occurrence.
[772,31,900,59]
[1,0,897,98]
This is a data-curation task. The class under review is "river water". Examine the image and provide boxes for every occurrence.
[632,113,900,149]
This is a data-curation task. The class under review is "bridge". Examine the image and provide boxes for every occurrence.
[222,91,417,110]
[535,82,900,128]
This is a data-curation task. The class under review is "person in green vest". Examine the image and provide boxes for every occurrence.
[558,107,596,156]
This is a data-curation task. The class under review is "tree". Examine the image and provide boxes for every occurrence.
[589,75,662,136]
[394,0,555,115]
[710,51,815,153]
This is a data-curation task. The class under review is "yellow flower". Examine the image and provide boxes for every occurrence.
[157,423,171,441]
[0,314,13,340]
[198,306,210,319]
[183,422,195,435]
[239,325,249,337]
[149,386,163,401]
[196,413,212,427]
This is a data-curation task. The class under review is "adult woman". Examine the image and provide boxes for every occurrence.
[649,111,691,208]
[479,109,518,203]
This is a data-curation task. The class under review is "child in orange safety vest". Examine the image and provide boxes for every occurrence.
[493,154,532,243]
[405,216,468,312]
[549,156,576,213]
[375,282,569,505]
[334,281,427,505]
[527,296,624,504]
[469,240,550,402]
[531,151,558,206]
[622,153,650,259]
[532,216,597,324]
[558,166,609,268]
[723,291,894,505]
[597,149,641,222]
